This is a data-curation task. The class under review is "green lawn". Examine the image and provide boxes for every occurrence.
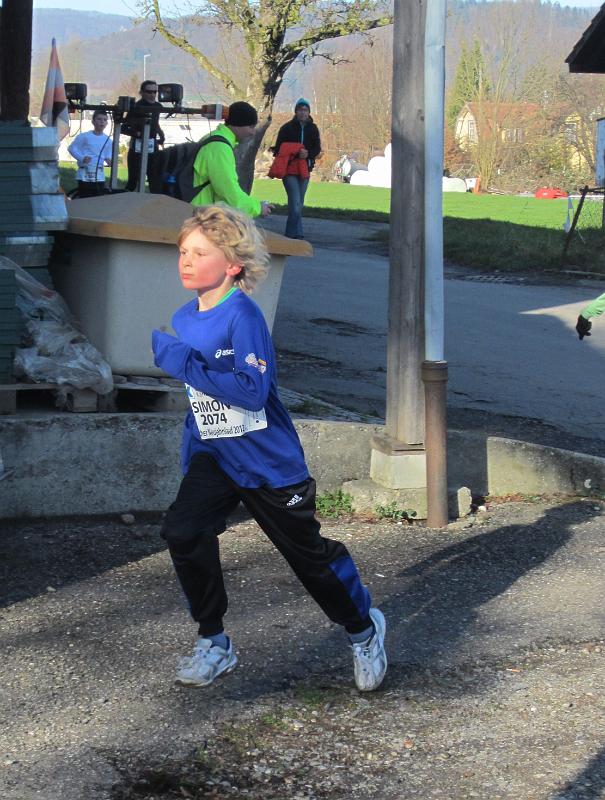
[253,178,574,229]
[60,165,602,273]
[251,179,391,220]
[254,180,602,273]
[442,193,602,273]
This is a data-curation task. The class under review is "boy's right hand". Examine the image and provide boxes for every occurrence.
[260,201,273,218]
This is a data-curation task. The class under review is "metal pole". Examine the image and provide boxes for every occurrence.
[137,116,151,193]
[423,0,449,526]
[602,150,605,230]
[424,0,446,364]
[422,360,448,526]
[563,184,588,260]
[109,114,121,191]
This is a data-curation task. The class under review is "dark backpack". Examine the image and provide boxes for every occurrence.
[150,134,232,202]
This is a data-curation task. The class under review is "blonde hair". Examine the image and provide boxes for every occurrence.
[177,205,269,294]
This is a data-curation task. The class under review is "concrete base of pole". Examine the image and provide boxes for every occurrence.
[343,479,472,520]
[423,360,449,528]
[370,433,427,489]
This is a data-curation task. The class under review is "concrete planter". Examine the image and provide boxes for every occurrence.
[51,193,311,376]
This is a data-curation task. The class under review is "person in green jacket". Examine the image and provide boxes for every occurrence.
[576,291,605,339]
[192,101,272,218]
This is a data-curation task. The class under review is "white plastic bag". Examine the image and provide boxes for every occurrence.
[1,256,113,395]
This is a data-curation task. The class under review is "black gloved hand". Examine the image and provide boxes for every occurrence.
[576,315,592,340]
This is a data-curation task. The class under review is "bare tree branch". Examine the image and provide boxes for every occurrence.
[143,0,244,98]
[284,14,392,60]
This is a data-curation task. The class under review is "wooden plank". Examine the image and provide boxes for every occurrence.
[0,387,16,414]
[0,383,92,414]
[104,380,190,413]
[66,193,313,257]
[0,382,57,414]
[63,388,98,413]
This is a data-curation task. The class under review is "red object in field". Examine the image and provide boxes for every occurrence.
[534,187,568,199]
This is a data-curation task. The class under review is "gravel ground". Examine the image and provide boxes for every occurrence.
[2,498,605,800]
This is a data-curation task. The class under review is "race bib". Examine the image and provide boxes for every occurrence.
[134,138,155,154]
[186,384,267,440]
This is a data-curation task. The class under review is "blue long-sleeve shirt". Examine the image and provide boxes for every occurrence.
[152,290,309,488]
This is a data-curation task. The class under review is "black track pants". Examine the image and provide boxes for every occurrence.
[161,453,373,637]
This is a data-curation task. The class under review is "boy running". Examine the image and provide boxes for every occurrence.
[151,206,387,691]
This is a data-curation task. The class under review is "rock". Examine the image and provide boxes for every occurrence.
[120,513,135,525]
[451,486,472,518]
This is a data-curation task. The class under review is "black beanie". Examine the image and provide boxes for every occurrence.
[227,101,258,127]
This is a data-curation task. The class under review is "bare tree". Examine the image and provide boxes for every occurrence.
[307,29,392,173]
[520,59,604,184]
[138,0,393,188]
[465,6,527,191]
[556,72,605,176]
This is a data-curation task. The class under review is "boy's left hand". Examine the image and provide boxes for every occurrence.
[152,329,180,370]
[152,328,177,351]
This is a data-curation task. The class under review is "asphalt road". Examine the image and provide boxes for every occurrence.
[265,217,605,442]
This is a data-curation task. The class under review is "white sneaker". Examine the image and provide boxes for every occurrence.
[175,637,238,687]
[351,607,387,691]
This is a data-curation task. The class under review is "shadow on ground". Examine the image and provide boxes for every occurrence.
[550,746,605,800]
[379,500,597,671]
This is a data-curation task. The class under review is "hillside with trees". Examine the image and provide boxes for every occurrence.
[30,2,604,190]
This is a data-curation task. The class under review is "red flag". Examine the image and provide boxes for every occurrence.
[40,38,69,141]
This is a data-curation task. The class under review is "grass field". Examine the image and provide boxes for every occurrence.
[60,165,604,274]
[252,180,603,274]
[251,179,577,228]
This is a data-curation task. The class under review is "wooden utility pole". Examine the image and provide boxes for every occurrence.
[385,0,426,447]
[370,0,449,526]
[0,0,33,120]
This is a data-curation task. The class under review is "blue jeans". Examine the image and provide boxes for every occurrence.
[283,175,309,238]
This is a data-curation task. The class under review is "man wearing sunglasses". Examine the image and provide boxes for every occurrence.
[122,80,165,192]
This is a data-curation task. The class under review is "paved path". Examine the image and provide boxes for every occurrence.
[263,217,605,442]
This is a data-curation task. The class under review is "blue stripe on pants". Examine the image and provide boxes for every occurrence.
[328,555,371,619]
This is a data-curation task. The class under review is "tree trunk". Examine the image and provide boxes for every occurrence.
[0,0,33,121]
[236,111,272,193]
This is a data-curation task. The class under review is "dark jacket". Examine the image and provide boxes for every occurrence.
[122,98,165,149]
[272,117,321,171]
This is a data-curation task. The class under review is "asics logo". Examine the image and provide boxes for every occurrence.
[215,349,235,358]
[287,494,303,507]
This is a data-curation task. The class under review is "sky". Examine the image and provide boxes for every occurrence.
[29,0,605,12]
[31,0,180,14]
